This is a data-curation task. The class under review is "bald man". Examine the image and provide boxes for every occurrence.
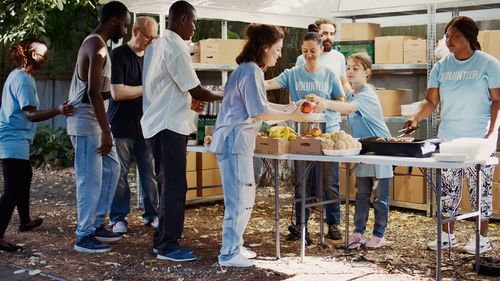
[108,17,159,235]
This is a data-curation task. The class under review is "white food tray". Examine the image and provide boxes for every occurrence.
[323,148,361,156]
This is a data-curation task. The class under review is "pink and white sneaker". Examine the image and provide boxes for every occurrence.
[366,236,385,248]
[348,233,366,249]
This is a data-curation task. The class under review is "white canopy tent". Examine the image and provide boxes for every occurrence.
[116,0,500,30]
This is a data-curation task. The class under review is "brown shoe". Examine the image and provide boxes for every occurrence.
[19,218,43,232]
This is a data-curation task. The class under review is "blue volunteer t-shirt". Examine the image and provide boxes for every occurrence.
[429,51,500,140]
[347,85,392,178]
[0,68,40,160]
[209,61,269,156]
[275,65,344,133]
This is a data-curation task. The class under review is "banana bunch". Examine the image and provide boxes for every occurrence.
[267,126,298,140]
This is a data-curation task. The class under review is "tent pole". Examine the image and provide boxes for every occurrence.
[160,12,166,37]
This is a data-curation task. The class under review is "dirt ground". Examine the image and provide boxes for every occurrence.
[1,166,499,281]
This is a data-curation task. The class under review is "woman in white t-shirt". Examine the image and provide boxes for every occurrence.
[405,16,500,254]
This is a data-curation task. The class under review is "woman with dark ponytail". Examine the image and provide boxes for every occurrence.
[405,16,500,254]
[266,24,345,245]
[0,38,75,252]
[210,23,309,267]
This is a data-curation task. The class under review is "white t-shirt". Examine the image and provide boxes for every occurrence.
[141,30,200,138]
[296,50,347,78]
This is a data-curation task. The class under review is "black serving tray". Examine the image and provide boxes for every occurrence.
[359,137,439,158]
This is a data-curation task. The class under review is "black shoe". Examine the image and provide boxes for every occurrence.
[327,224,342,240]
[0,240,22,252]
[286,224,313,245]
[95,225,122,242]
[19,218,43,232]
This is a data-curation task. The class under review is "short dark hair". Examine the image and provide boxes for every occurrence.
[304,24,322,45]
[100,1,129,23]
[445,16,481,51]
[315,18,336,34]
[9,38,47,68]
[236,24,284,68]
[169,0,195,23]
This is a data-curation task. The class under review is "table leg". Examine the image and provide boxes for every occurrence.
[475,164,481,273]
[344,163,351,250]
[436,168,442,281]
[300,162,308,262]
[319,162,325,246]
[274,159,281,260]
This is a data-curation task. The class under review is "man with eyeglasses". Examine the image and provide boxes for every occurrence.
[107,16,159,235]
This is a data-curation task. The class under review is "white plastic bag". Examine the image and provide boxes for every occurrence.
[434,35,450,59]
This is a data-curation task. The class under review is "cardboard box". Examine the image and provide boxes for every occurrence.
[199,169,223,197]
[186,152,196,172]
[494,182,500,213]
[198,152,219,170]
[494,152,500,183]
[255,135,291,155]
[186,171,198,199]
[403,39,427,64]
[191,42,200,63]
[340,23,381,41]
[478,30,500,60]
[375,89,413,117]
[199,39,247,64]
[375,36,416,64]
[392,175,426,204]
[393,166,425,176]
[339,167,356,198]
[290,137,323,155]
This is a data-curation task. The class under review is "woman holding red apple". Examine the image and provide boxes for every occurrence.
[265,24,345,243]
[209,24,310,268]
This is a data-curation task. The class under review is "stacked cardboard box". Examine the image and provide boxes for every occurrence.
[375,89,412,117]
[478,30,500,60]
[339,164,357,199]
[255,135,291,155]
[375,36,416,64]
[185,152,223,200]
[392,166,427,204]
[403,39,427,64]
[199,39,246,64]
[340,23,381,41]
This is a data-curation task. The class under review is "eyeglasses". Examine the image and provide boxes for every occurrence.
[138,29,157,44]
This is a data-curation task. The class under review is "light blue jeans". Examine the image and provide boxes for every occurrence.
[70,135,120,238]
[353,177,391,238]
[110,138,158,223]
[217,132,256,262]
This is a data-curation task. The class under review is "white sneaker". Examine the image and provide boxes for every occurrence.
[462,235,492,254]
[111,221,128,234]
[347,233,366,249]
[240,246,257,259]
[219,253,255,267]
[144,217,159,229]
[366,236,385,248]
[427,232,458,250]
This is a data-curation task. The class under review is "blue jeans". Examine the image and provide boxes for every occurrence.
[295,161,340,227]
[353,177,391,238]
[70,135,120,238]
[217,132,256,262]
[110,138,158,223]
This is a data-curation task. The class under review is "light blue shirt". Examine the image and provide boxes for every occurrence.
[429,51,500,140]
[0,68,39,160]
[209,62,269,156]
[275,65,344,133]
[347,85,393,178]
[296,50,347,78]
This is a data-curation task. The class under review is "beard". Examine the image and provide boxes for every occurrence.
[323,39,333,52]
[28,56,45,70]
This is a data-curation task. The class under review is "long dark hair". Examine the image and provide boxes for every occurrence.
[445,16,481,51]
[236,24,284,68]
[8,38,47,68]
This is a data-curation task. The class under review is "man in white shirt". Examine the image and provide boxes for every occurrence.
[141,0,222,262]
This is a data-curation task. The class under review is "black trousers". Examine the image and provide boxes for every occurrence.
[146,129,188,254]
[0,158,32,238]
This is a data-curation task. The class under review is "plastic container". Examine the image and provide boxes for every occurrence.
[334,40,375,63]
[439,138,495,161]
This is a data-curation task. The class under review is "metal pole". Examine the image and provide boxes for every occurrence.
[274,159,281,259]
[475,164,481,273]
[344,163,351,250]
[319,162,325,246]
[436,168,442,281]
[300,162,307,262]
[159,13,166,37]
[221,20,228,86]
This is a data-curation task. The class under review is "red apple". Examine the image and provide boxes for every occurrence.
[311,127,322,137]
[300,101,314,114]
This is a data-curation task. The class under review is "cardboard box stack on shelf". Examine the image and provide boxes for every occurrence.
[460,152,500,216]
[199,39,246,64]
[337,23,380,64]
[403,38,427,64]
[478,30,500,60]
[375,36,416,64]
[375,88,412,117]
[185,152,223,200]
[392,166,427,204]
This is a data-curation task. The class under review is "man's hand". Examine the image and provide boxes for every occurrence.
[57,100,76,116]
[191,99,208,113]
[98,130,113,156]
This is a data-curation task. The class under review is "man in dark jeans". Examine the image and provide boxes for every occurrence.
[141,0,222,262]
[108,16,159,235]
